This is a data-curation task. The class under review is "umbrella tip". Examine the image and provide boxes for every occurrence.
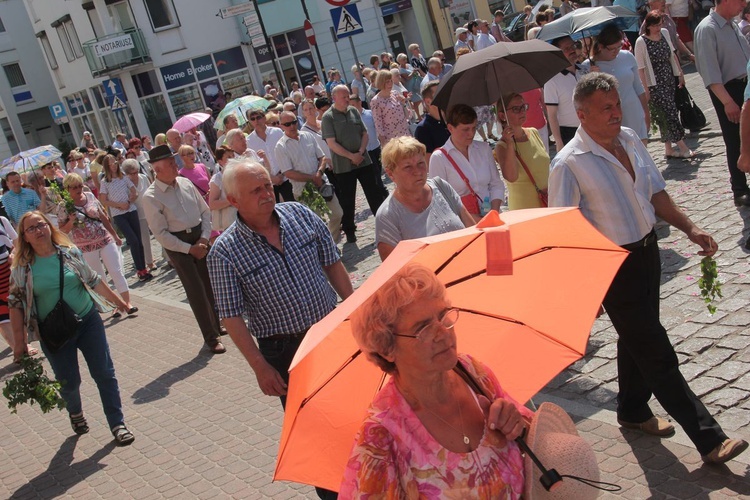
[476,210,504,229]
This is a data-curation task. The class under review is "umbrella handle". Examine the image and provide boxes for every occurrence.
[515,435,563,492]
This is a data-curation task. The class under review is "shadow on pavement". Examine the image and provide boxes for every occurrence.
[131,352,210,404]
[623,431,750,498]
[9,436,116,499]
[659,248,689,284]
[738,208,750,253]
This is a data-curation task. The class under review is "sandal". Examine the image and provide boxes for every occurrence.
[70,413,90,435]
[111,424,135,446]
[127,307,139,315]
[112,311,122,319]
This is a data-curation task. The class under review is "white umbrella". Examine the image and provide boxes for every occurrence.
[0,145,63,176]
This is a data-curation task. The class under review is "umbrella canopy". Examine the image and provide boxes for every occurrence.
[274,208,629,491]
[536,6,640,42]
[214,96,273,129]
[432,40,570,111]
[1,145,63,176]
[172,112,211,134]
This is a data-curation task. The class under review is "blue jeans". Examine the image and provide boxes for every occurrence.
[39,307,125,430]
[113,209,146,272]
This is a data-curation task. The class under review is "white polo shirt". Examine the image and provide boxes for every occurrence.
[275,131,325,196]
[544,67,582,128]
[246,127,284,175]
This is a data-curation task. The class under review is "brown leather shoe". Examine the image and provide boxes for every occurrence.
[617,416,676,437]
[702,438,749,465]
[210,342,226,354]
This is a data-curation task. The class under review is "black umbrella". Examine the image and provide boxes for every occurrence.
[432,40,571,111]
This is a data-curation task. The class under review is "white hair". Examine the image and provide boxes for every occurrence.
[222,158,269,198]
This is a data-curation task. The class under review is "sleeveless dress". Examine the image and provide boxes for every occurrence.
[643,35,684,144]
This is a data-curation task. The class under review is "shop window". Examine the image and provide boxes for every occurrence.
[168,85,203,118]
[132,70,162,98]
[140,94,172,138]
[3,63,26,88]
[37,32,59,71]
[144,0,180,31]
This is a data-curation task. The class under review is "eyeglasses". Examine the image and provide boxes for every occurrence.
[508,103,529,113]
[269,121,280,126]
[280,121,297,127]
[68,185,84,190]
[24,222,48,234]
[604,43,621,52]
[392,307,460,344]
[248,115,265,121]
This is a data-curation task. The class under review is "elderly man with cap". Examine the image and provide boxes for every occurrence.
[142,145,225,354]
[454,27,473,53]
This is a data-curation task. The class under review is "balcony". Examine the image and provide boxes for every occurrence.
[82,28,151,78]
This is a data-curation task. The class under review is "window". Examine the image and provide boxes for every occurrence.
[37,32,59,70]
[3,63,26,88]
[144,0,179,31]
[53,16,83,62]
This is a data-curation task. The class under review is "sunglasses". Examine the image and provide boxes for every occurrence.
[280,121,297,127]
[269,121,280,126]
[249,115,265,121]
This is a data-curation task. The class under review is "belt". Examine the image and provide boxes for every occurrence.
[169,223,202,244]
[258,331,307,341]
[731,75,748,84]
[621,230,657,251]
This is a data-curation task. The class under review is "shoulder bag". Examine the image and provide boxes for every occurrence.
[37,251,83,353]
[436,148,482,215]
[675,85,707,132]
[514,148,548,207]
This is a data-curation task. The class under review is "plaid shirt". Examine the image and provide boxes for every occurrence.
[207,202,340,338]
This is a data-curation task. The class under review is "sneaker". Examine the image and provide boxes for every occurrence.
[702,438,749,465]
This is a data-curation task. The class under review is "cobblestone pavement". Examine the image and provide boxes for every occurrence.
[0,66,748,499]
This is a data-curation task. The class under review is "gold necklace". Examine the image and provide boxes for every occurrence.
[422,400,471,447]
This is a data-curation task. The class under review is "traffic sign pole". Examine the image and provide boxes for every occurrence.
[348,36,360,72]
[249,0,285,95]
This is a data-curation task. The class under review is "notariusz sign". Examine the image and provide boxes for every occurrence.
[93,34,135,58]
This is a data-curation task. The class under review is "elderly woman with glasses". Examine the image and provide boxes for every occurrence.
[340,263,533,497]
[580,23,650,144]
[57,173,136,315]
[376,137,474,261]
[177,144,211,204]
[494,93,551,210]
[9,211,135,445]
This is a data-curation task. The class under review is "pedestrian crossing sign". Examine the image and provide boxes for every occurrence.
[330,4,364,39]
[111,95,127,110]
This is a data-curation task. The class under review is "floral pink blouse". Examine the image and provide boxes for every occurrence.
[339,354,534,499]
[370,91,410,146]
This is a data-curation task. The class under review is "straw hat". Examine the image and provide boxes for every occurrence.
[524,403,600,500]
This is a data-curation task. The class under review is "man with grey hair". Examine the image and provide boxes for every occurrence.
[275,111,344,242]
[166,128,184,169]
[420,58,442,92]
[207,159,352,410]
[321,84,386,243]
[143,144,225,354]
[549,72,747,465]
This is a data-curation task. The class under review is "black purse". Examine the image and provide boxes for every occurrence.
[38,251,83,353]
[675,85,707,132]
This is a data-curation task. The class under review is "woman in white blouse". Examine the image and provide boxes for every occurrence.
[428,104,505,221]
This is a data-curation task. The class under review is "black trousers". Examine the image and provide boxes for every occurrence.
[560,126,578,147]
[368,146,389,199]
[274,180,295,202]
[602,238,726,455]
[708,79,749,196]
[337,163,386,233]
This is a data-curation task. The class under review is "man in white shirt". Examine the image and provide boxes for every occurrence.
[475,20,497,51]
[245,109,294,202]
[454,28,472,53]
[550,72,747,466]
[544,36,583,148]
[275,111,343,242]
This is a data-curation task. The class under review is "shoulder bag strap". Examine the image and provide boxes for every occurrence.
[514,145,544,195]
[57,250,65,301]
[436,147,481,201]
[453,359,494,400]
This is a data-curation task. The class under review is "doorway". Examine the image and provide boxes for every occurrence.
[388,32,406,57]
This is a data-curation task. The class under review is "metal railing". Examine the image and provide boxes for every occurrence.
[82,28,150,78]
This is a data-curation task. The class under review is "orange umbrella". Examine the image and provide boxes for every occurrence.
[274,208,629,491]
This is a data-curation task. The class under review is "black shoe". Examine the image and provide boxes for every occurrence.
[734,193,750,207]
[345,231,357,244]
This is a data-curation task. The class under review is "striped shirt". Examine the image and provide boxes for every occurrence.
[1,188,41,226]
[207,202,340,338]
[549,126,666,246]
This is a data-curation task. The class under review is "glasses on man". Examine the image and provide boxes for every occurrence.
[280,121,297,127]
[24,222,48,234]
[392,307,460,344]
[249,115,265,121]
[508,103,530,113]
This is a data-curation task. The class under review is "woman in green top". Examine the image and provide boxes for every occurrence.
[494,93,551,210]
[9,211,135,446]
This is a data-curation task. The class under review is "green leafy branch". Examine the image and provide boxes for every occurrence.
[3,355,66,414]
[49,182,76,215]
[298,182,331,223]
[698,256,722,315]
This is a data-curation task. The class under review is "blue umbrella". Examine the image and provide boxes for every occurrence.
[536,6,640,42]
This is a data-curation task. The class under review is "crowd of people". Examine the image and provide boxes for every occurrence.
[3,0,750,495]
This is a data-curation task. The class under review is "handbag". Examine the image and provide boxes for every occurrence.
[675,86,707,132]
[515,149,548,207]
[37,251,83,353]
[436,148,482,215]
[318,180,335,202]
